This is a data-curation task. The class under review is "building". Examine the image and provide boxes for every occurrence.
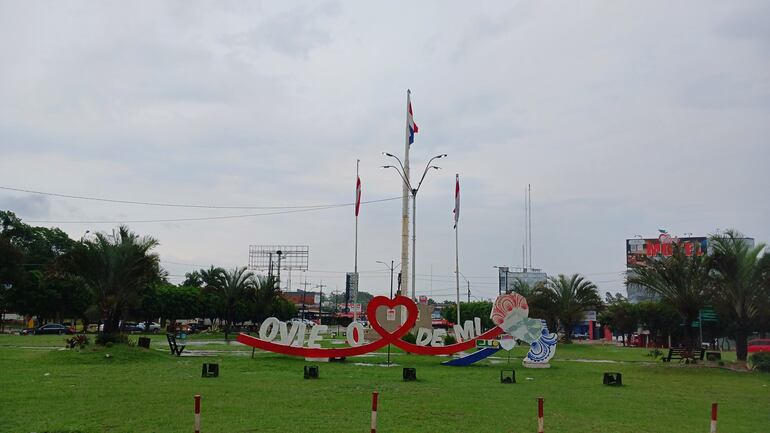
[282,291,320,318]
[497,267,547,294]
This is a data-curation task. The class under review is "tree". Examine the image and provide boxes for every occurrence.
[627,242,711,346]
[62,226,161,334]
[598,295,639,346]
[442,301,494,329]
[536,274,601,342]
[708,230,770,361]
[637,301,681,347]
[156,284,200,326]
[509,278,550,324]
[1,211,79,322]
[208,267,255,339]
[182,270,204,288]
[251,275,281,323]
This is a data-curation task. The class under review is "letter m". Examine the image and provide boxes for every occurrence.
[453,320,476,342]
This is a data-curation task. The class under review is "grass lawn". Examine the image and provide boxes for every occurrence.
[0,334,768,433]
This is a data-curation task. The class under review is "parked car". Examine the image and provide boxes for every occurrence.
[31,323,75,335]
[186,323,209,333]
[291,318,316,326]
[748,339,770,354]
[136,322,161,333]
[119,322,142,333]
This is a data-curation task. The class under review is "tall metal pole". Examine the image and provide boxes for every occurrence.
[411,190,417,300]
[354,159,360,323]
[355,159,359,274]
[388,260,393,365]
[528,184,532,268]
[455,216,461,327]
[400,90,411,297]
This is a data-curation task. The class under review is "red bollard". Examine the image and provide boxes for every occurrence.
[537,397,544,433]
[371,391,379,433]
[710,402,718,433]
[194,394,201,433]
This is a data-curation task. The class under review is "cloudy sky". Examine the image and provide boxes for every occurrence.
[1,1,768,301]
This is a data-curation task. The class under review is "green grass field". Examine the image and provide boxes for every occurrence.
[0,334,768,433]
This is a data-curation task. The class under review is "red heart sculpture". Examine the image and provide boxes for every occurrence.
[366,295,419,341]
[368,296,503,355]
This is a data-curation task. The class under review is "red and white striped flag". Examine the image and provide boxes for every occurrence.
[453,174,460,228]
[355,175,362,217]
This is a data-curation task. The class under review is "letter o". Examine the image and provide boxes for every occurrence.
[259,317,281,341]
[346,322,365,347]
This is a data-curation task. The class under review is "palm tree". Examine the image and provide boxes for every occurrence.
[200,266,225,288]
[63,226,161,334]
[536,274,601,342]
[208,267,255,340]
[708,230,770,361]
[627,242,710,346]
[182,270,204,288]
[252,275,281,322]
[509,278,549,324]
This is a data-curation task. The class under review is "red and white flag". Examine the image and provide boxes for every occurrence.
[453,174,460,228]
[355,175,362,217]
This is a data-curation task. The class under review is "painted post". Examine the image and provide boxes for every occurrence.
[710,402,718,433]
[537,397,544,433]
[371,391,379,433]
[194,394,201,433]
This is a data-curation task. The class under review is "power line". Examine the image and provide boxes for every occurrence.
[0,185,398,211]
[23,196,401,224]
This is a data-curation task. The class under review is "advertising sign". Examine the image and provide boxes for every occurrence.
[626,237,707,267]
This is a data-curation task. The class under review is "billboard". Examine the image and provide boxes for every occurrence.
[626,236,708,267]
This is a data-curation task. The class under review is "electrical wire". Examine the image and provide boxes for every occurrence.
[23,196,401,224]
[0,185,395,210]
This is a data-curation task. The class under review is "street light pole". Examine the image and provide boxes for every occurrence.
[383,153,445,301]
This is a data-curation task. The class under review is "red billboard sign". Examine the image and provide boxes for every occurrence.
[626,236,707,267]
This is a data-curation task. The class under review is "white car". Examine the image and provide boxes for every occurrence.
[291,318,316,326]
[136,322,161,333]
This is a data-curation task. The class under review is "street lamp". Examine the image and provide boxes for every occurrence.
[382,152,446,301]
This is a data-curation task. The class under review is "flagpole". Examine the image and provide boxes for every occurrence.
[400,90,411,298]
[454,173,461,327]
[354,159,360,323]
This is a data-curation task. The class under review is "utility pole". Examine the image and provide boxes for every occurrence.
[300,278,311,320]
[467,280,470,303]
[316,282,326,325]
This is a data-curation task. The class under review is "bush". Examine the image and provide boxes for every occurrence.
[443,334,457,345]
[401,333,416,344]
[95,333,129,346]
[65,334,90,350]
[750,352,770,372]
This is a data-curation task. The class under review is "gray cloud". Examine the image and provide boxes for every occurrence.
[0,1,768,298]
[0,195,51,219]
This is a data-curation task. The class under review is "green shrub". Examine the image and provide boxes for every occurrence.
[65,335,90,350]
[443,334,457,345]
[401,333,416,344]
[750,352,770,372]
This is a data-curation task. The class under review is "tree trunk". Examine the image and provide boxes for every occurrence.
[734,332,748,361]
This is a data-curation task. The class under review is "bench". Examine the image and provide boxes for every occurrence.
[166,333,186,356]
[662,347,705,363]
